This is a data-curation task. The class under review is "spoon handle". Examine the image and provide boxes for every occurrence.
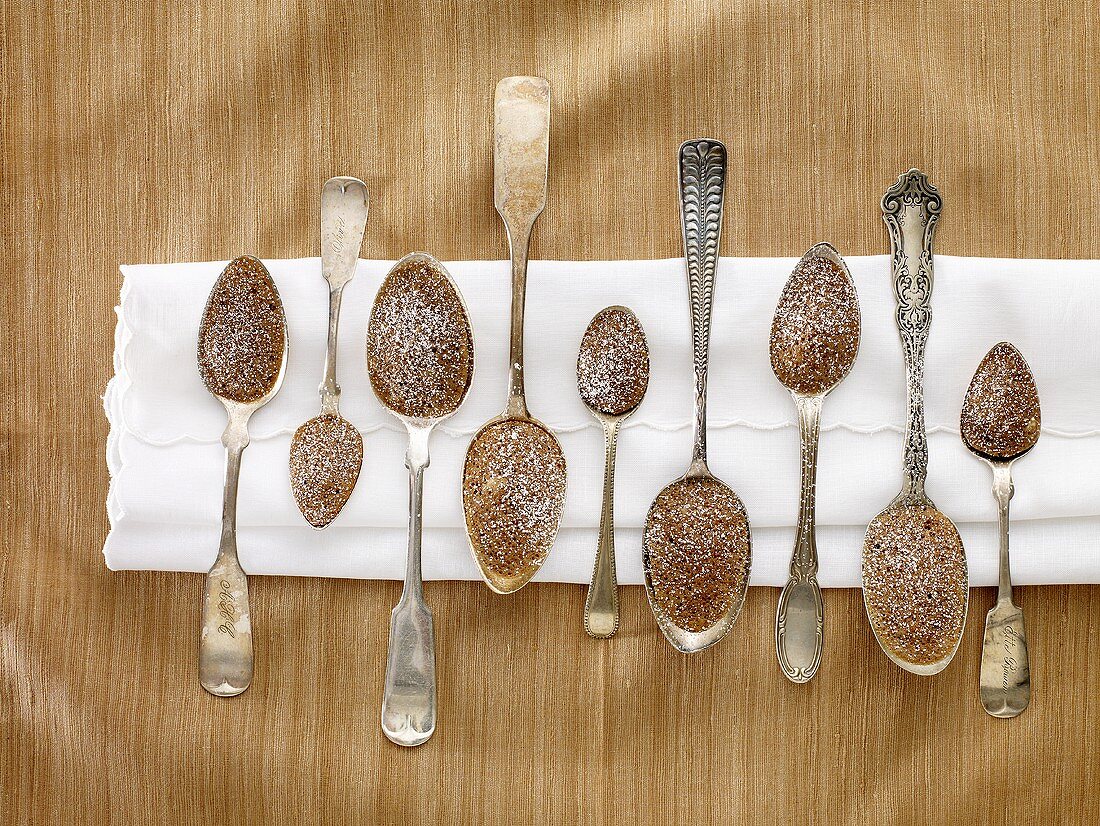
[584,419,621,638]
[318,177,369,415]
[199,421,253,697]
[494,76,550,413]
[980,461,1031,717]
[678,139,726,467]
[776,393,825,683]
[382,426,436,746]
[882,169,941,496]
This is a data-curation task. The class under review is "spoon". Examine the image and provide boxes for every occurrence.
[576,306,650,638]
[462,76,566,594]
[770,243,861,683]
[196,255,288,696]
[368,252,474,747]
[861,169,968,675]
[641,139,752,653]
[289,177,369,528]
[961,342,1040,718]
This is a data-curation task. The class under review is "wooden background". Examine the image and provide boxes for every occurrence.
[3,1,1099,823]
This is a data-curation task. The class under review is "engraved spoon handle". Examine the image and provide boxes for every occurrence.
[980,460,1031,717]
[882,169,941,496]
[584,419,621,638]
[382,425,436,746]
[494,76,550,414]
[199,420,253,697]
[776,393,825,683]
[678,139,727,466]
[319,176,369,415]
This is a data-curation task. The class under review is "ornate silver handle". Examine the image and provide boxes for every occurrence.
[381,424,436,746]
[199,414,253,696]
[882,169,941,496]
[318,177,369,415]
[775,393,825,683]
[584,419,620,638]
[678,139,726,466]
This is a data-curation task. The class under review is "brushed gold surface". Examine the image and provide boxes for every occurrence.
[3,1,1100,822]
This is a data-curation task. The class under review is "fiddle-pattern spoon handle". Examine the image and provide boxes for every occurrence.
[980,461,1031,717]
[678,139,726,467]
[882,169,941,497]
[318,177,369,415]
[776,393,825,683]
[584,419,621,638]
[199,413,253,697]
[494,76,550,414]
[382,424,436,746]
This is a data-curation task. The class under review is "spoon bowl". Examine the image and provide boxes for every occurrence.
[367,252,474,747]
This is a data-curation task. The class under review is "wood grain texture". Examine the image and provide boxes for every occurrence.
[3,1,1099,823]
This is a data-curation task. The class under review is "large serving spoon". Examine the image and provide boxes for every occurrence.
[462,76,566,594]
[367,252,474,747]
[576,306,650,638]
[289,177,369,528]
[196,256,288,696]
[961,342,1040,718]
[861,169,968,675]
[641,139,752,653]
[770,243,860,683]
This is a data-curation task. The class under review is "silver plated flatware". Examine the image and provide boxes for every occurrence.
[861,169,968,675]
[770,243,860,682]
[196,256,288,696]
[462,76,567,594]
[289,177,369,528]
[368,253,474,746]
[961,342,1040,717]
[577,306,650,638]
[642,139,752,653]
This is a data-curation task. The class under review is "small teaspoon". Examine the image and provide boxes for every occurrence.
[961,342,1040,718]
[576,306,650,638]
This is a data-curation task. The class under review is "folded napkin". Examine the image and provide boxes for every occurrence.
[104,256,1100,586]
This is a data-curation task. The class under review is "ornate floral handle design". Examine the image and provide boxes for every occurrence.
[881,169,941,496]
[678,139,727,466]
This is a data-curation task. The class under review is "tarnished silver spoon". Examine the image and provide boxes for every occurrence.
[642,139,752,653]
[289,177,369,528]
[576,306,650,638]
[367,253,474,747]
[769,243,860,683]
[961,342,1040,718]
[862,169,968,675]
[462,76,567,594]
[196,256,288,696]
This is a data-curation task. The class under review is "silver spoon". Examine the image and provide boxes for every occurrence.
[289,177,369,528]
[770,243,860,683]
[861,169,968,675]
[196,256,288,696]
[462,76,567,594]
[367,252,474,747]
[642,139,752,653]
[576,306,650,638]
[961,342,1040,718]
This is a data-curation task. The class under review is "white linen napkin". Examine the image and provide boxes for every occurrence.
[103,256,1100,586]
